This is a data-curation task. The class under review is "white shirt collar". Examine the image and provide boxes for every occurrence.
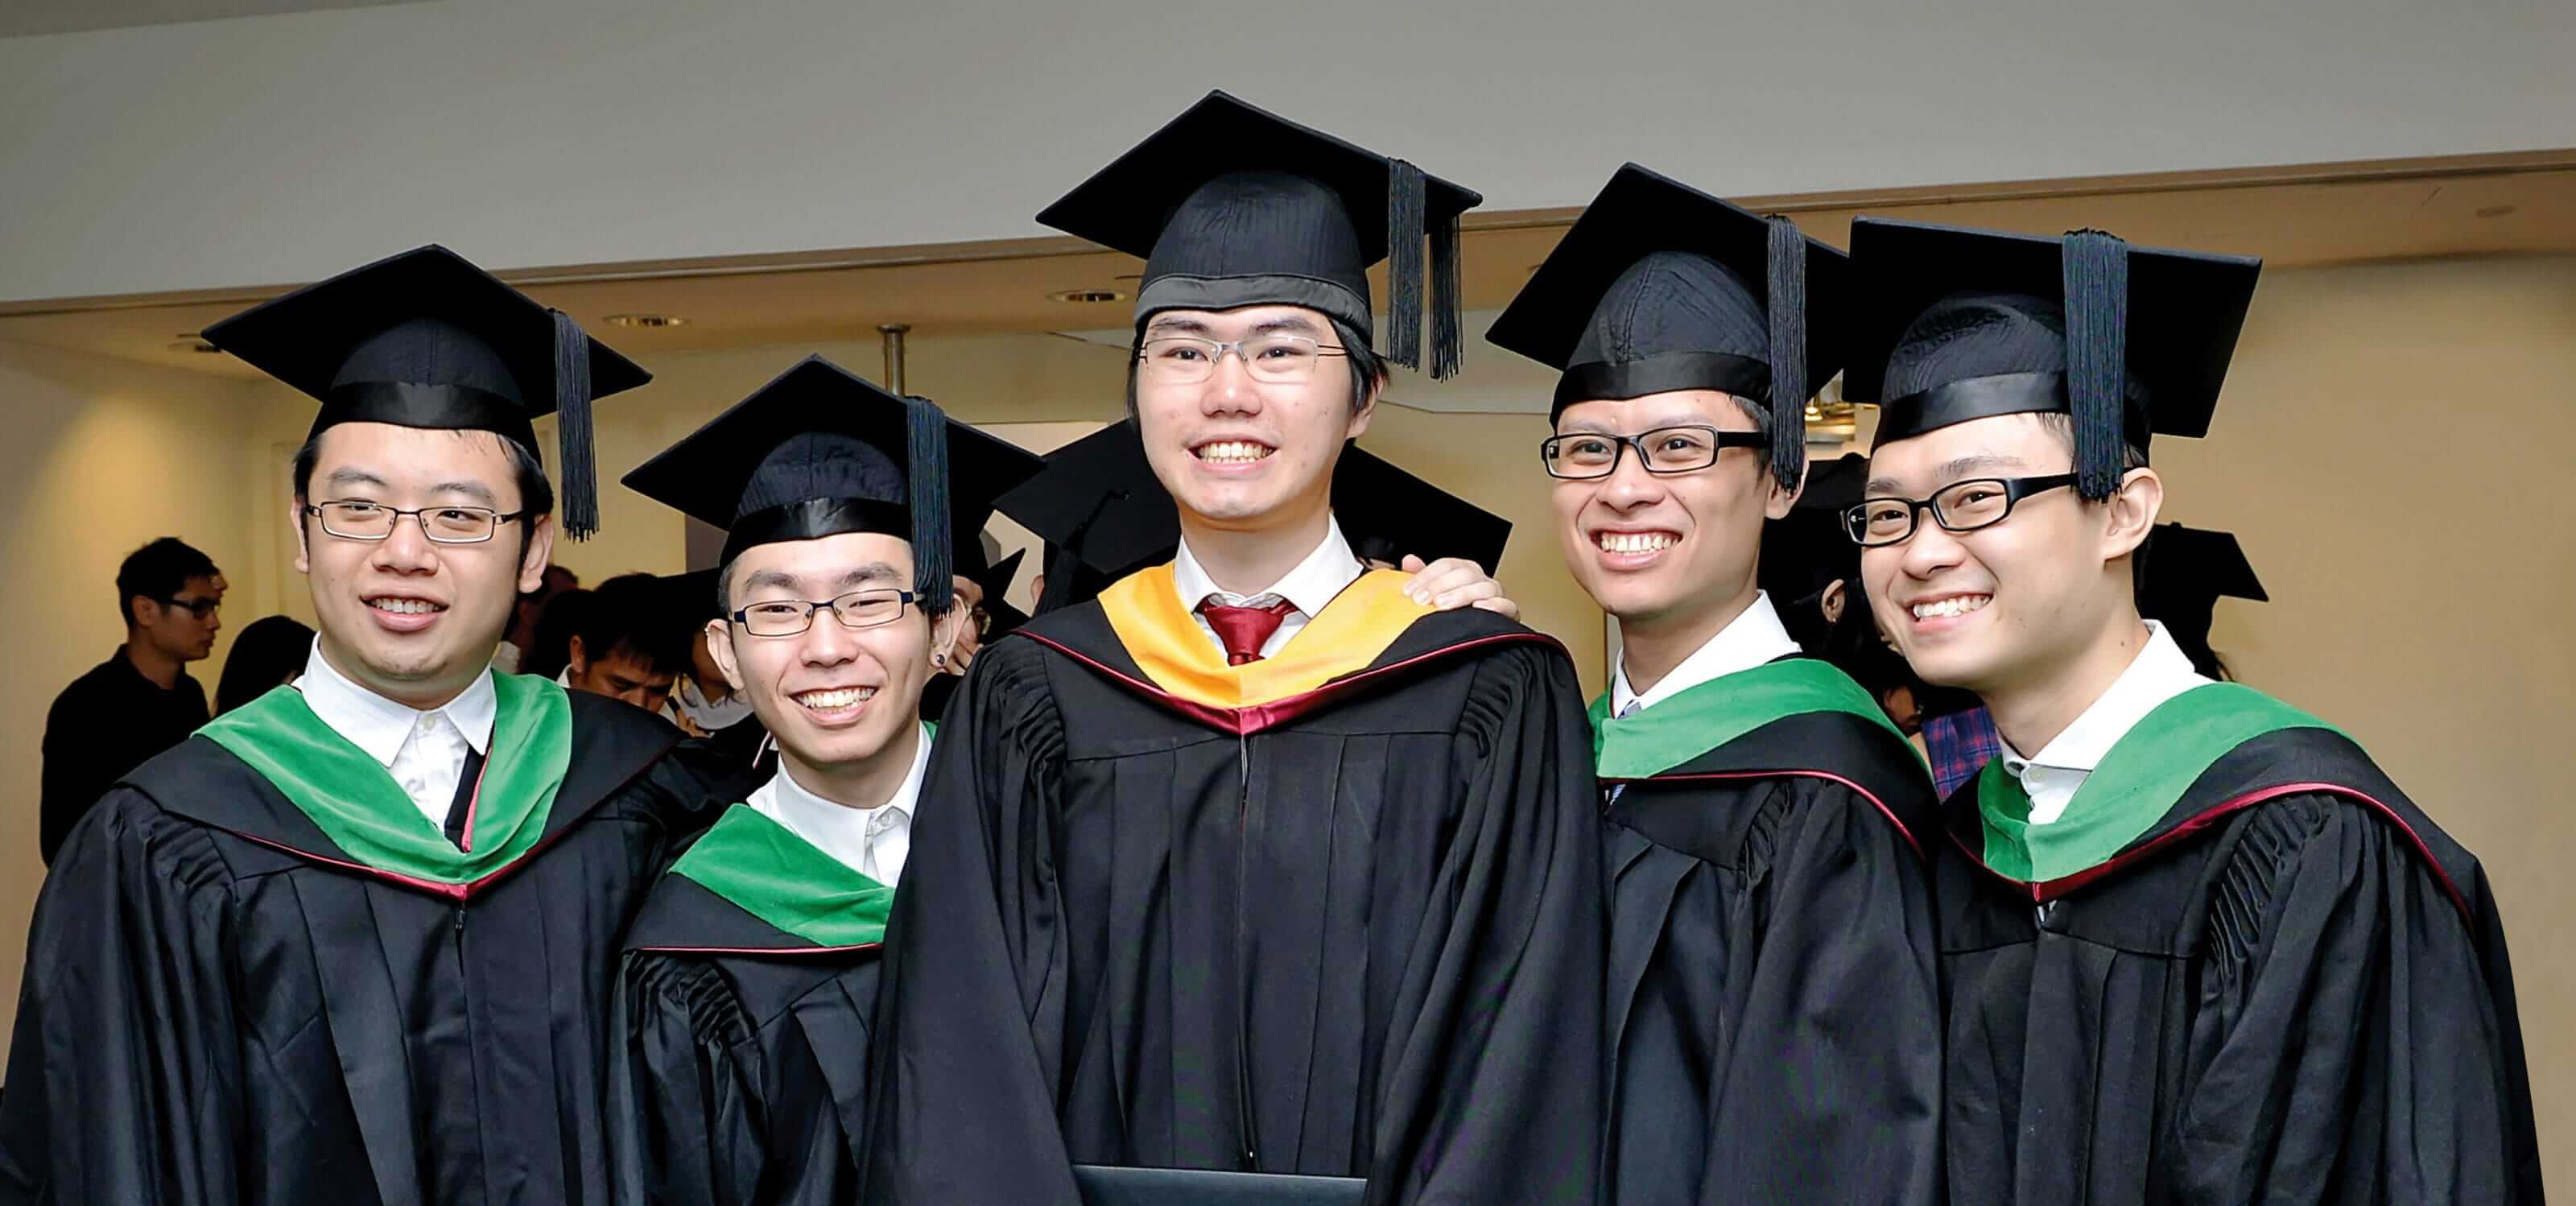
[2000,620,2211,779]
[295,638,496,766]
[746,721,935,883]
[1612,592,1803,717]
[1172,515,1364,618]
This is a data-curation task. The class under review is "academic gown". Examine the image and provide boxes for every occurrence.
[1594,658,1943,1206]
[0,679,730,1206]
[610,804,893,1206]
[1937,683,2544,1205]
[868,567,1604,1206]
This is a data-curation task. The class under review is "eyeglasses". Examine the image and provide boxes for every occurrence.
[306,500,529,544]
[1136,333,1350,385]
[1539,425,1767,480]
[157,595,222,620]
[966,604,993,638]
[1842,474,2079,547]
[729,588,919,637]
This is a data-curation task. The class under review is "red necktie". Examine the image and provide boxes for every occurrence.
[1199,598,1298,666]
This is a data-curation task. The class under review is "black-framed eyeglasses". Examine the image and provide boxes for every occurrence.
[1539,425,1766,480]
[156,595,222,619]
[729,589,919,637]
[1135,333,1350,384]
[1842,474,2079,547]
[305,500,530,545]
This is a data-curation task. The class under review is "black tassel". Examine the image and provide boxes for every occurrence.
[1764,216,1809,494]
[1385,158,1426,371]
[551,309,599,541]
[1428,203,1463,380]
[904,394,954,613]
[2062,229,2130,501]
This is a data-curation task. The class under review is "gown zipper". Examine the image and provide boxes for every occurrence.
[1234,729,1260,1170]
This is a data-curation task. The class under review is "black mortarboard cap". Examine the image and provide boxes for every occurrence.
[972,547,1032,641]
[1332,447,1512,576]
[2137,522,2266,675]
[202,244,650,541]
[950,506,1002,582]
[1843,217,2260,501]
[666,568,724,623]
[1036,91,1483,379]
[621,356,1041,612]
[995,419,1179,614]
[1486,164,1848,489]
[1758,451,1868,605]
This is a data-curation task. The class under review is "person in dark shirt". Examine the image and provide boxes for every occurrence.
[38,536,225,865]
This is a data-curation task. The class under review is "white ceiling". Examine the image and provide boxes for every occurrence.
[0,0,420,39]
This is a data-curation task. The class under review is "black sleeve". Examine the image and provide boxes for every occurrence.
[0,793,244,1203]
[1372,645,1604,1206]
[608,955,768,1206]
[866,643,1081,1206]
[37,684,99,868]
[1704,778,1942,1206]
[2175,795,2527,1204]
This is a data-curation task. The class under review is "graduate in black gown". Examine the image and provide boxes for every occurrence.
[1757,450,1868,655]
[609,356,1042,1205]
[1841,217,2543,1204]
[869,92,1603,1206]
[2134,522,2266,680]
[1488,163,1942,1206]
[0,246,730,1206]
[657,568,775,767]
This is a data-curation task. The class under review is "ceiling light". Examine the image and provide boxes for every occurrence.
[1049,288,1129,304]
[604,312,689,328]
[2475,204,2517,219]
[167,334,221,353]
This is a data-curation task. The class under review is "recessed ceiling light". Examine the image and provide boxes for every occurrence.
[2475,204,2517,219]
[167,336,221,353]
[1049,287,1129,304]
[604,312,689,328]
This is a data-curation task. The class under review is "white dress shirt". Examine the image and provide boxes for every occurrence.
[1610,592,1803,718]
[746,721,935,886]
[1171,517,1367,662]
[1997,621,2212,825]
[295,640,497,831]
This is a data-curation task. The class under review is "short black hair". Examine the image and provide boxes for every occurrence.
[1124,315,1389,420]
[291,427,555,550]
[521,588,592,681]
[571,573,693,679]
[116,536,219,628]
[214,613,316,715]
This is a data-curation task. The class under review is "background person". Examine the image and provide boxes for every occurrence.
[37,536,224,865]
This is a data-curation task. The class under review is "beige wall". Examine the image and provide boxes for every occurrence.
[0,339,306,1065]
[4,254,2569,1178]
